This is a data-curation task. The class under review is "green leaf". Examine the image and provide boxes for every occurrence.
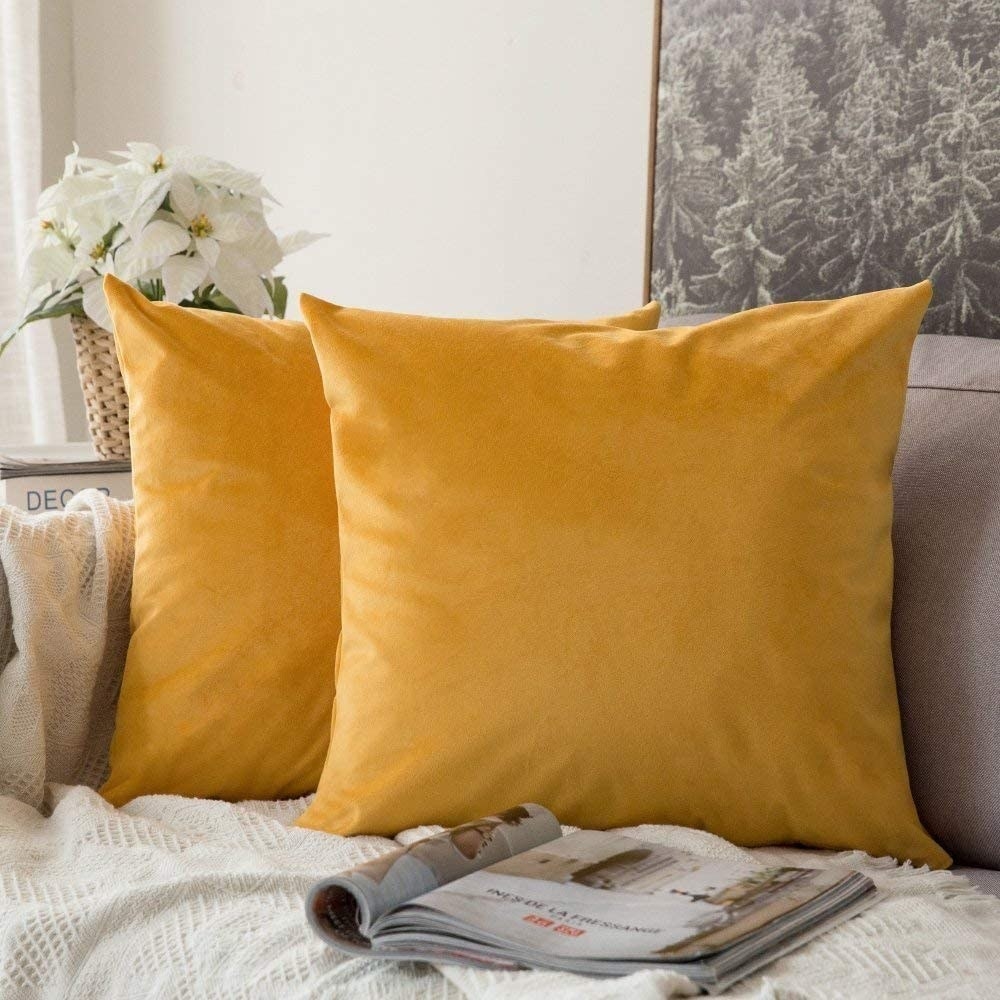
[266,275,288,318]
[31,303,81,326]
[137,278,166,302]
[191,285,242,313]
[172,277,289,318]
[0,324,20,358]
[1,298,85,358]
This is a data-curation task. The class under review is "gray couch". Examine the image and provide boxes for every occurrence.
[663,316,1000,896]
[894,335,1000,897]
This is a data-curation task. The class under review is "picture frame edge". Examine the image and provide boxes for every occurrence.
[643,0,663,305]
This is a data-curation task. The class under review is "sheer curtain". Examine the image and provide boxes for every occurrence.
[0,0,66,444]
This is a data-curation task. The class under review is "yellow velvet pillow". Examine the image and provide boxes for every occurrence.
[101,274,660,804]
[298,283,949,869]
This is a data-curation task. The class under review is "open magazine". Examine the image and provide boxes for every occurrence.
[307,804,878,993]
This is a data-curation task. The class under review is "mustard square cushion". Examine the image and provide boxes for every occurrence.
[297,283,949,869]
[100,275,660,804]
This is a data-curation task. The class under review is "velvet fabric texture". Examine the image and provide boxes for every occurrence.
[101,278,340,803]
[297,283,949,869]
[100,275,660,804]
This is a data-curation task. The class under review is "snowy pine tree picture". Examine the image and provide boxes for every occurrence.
[649,0,1000,336]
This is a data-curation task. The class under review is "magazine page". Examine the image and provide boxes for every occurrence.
[307,803,562,950]
[375,829,867,963]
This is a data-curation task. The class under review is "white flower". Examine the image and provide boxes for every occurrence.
[20,244,76,307]
[81,273,113,329]
[71,196,126,273]
[168,174,250,267]
[117,219,192,280]
[62,141,116,179]
[116,145,179,240]
[160,255,210,305]
[163,174,276,315]
[116,141,171,173]
[280,230,327,256]
[115,143,275,240]
[6,141,326,350]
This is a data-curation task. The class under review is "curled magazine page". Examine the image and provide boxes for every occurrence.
[375,830,873,970]
[307,804,562,952]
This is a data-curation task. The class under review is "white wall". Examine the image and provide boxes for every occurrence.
[70,0,656,321]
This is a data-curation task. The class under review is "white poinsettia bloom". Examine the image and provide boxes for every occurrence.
[116,143,273,240]
[81,272,114,329]
[19,243,77,311]
[116,218,192,280]
[163,174,280,315]
[30,179,107,262]
[70,197,127,275]
[78,250,123,329]
[5,140,326,355]
[280,230,327,256]
[62,141,117,179]
[167,174,253,267]
[160,254,210,305]
[115,144,200,239]
[237,221,283,276]
[36,175,110,227]
[115,141,171,173]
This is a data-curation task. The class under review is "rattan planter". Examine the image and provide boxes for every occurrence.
[70,315,130,460]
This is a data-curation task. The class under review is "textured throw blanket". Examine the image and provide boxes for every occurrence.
[1,493,999,999]
[0,492,133,807]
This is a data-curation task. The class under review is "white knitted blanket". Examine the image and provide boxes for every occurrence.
[1,493,999,999]
[0,491,133,807]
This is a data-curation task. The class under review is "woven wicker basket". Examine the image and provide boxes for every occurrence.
[70,315,130,460]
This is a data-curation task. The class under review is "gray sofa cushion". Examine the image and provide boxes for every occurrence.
[892,335,1000,870]
[951,867,1000,899]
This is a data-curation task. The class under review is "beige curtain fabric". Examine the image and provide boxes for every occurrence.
[0,0,65,444]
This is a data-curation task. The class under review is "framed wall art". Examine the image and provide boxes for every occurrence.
[646,0,1000,336]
